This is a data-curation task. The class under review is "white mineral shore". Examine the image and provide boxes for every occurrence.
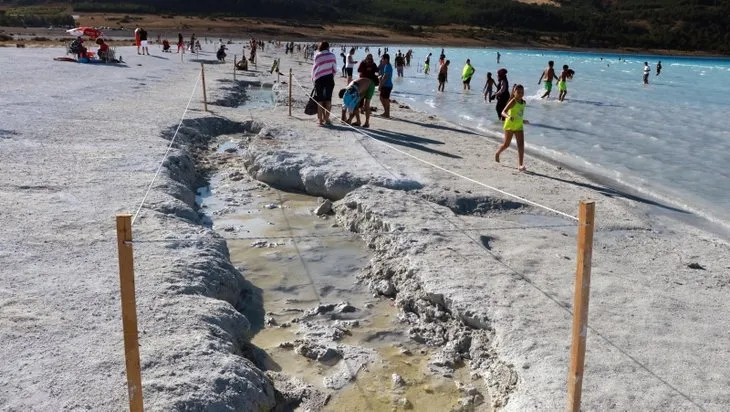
[1,44,729,412]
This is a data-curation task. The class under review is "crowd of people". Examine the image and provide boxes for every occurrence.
[68,36,113,62]
[308,45,586,171]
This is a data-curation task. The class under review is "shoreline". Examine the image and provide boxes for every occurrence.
[399,107,730,242]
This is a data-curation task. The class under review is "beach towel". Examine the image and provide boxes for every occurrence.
[343,86,361,113]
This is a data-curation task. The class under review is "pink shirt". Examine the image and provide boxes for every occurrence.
[312,50,337,83]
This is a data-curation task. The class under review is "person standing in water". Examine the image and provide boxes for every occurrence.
[424,52,432,75]
[557,65,574,102]
[462,59,475,91]
[483,72,495,102]
[493,68,510,120]
[538,60,557,99]
[438,60,450,92]
[656,61,662,76]
[495,84,529,171]
[497,51,501,64]
[643,62,650,84]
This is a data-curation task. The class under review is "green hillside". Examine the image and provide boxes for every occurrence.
[2,0,730,52]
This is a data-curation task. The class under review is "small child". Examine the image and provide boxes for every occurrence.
[483,72,495,102]
[495,84,529,171]
[557,65,575,102]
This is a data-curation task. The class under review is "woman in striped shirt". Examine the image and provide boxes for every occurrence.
[311,41,338,126]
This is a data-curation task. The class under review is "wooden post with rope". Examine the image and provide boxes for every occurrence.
[567,200,596,412]
[115,214,144,412]
[200,63,208,112]
[288,68,292,116]
[233,54,237,80]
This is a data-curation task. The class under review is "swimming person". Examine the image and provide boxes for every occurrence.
[493,68,510,121]
[438,60,450,92]
[538,60,557,99]
[424,52,432,75]
[483,72,495,102]
[656,61,662,76]
[643,62,650,84]
[462,59,475,91]
[495,84,529,171]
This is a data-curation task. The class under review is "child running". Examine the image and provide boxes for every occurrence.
[495,84,529,171]
[557,65,574,102]
[424,53,432,75]
[483,72,495,102]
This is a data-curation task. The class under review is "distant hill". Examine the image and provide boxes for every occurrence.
[2,0,729,52]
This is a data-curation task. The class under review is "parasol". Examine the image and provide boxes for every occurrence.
[66,27,103,39]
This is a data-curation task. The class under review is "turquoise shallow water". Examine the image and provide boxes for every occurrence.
[354,46,730,228]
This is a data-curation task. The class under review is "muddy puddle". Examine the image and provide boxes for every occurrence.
[197,138,491,411]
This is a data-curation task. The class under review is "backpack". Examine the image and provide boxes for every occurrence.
[304,89,318,115]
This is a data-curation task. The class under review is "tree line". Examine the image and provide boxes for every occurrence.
[4,0,730,52]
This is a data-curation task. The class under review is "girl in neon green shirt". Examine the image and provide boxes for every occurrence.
[495,84,530,171]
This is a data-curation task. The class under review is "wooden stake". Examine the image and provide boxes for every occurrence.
[567,201,596,412]
[115,214,144,412]
[288,68,292,116]
[200,63,208,112]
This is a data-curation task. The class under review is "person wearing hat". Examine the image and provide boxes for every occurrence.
[494,68,510,120]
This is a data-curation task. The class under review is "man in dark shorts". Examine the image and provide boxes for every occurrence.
[379,54,394,118]
[357,53,379,119]
[311,41,338,126]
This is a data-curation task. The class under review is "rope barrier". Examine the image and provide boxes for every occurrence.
[287,70,705,408]
[132,73,201,224]
[127,222,583,244]
[290,75,578,222]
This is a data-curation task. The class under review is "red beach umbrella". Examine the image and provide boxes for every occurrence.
[66,27,104,39]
